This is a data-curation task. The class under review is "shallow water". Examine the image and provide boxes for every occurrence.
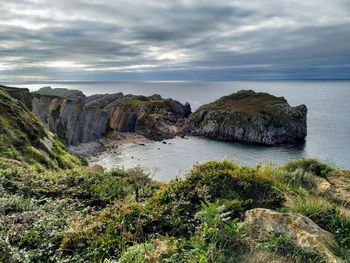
[14,80,350,181]
[87,137,306,181]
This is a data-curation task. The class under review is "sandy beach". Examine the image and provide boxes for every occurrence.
[68,132,150,156]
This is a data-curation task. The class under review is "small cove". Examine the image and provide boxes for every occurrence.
[15,80,350,180]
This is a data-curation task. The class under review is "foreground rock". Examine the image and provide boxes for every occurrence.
[244,208,343,263]
[184,90,307,145]
[3,86,191,145]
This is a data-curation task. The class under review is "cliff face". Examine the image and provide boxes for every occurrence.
[2,86,306,146]
[23,87,191,145]
[0,87,80,169]
[184,90,307,145]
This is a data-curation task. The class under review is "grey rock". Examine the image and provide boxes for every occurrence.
[29,88,191,145]
[184,90,307,145]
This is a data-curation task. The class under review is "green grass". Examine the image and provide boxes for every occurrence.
[288,196,350,254]
[0,87,81,169]
[283,158,335,178]
[1,154,349,262]
[197,90,287,114]
[259,232,327,262]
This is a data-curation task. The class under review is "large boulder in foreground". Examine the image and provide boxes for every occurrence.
[244,208,342,263]
[184,90,307,145]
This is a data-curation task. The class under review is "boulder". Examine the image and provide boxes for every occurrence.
[243,208,343,263]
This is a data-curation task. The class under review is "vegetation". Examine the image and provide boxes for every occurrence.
[197,90,287,114]
[0,88,80,170]
[1,155,349,262]
[120,95,174,112]
[259,232,327,262]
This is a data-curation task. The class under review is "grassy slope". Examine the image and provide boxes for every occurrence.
[0,88,80,170]
[1,157,349,262]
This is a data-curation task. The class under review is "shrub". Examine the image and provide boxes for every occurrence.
[284,158,334,178]
[0,195,34,214]
[144,160,284,236]
[59,201,145,261]
[119,202,246,263]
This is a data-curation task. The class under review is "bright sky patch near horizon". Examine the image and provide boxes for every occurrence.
[0,0,350,81]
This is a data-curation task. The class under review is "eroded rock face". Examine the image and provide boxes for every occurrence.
[184,90,307,145]
[243,208,343,263]
[29,88,191,145]
[3,86,307,147]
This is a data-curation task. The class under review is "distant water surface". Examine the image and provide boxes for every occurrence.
[14,81,350,181]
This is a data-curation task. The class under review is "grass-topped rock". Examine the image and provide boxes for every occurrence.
[184,90,307,145]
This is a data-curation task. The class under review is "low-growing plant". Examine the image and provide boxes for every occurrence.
[259,232,327,262]
[284,158,334,178]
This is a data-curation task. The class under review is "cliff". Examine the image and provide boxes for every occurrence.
[0,87,80,169]
[3,86,191,145]
[2,86,306,147]
[184,90,307,145]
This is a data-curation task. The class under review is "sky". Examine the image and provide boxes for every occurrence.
[1,0,350,82]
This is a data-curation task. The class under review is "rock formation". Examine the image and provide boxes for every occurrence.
[2,86,307,147]
[243,208,343,263]
[3,86,191,145]
[0,87,80,169]
[184,90,307,145]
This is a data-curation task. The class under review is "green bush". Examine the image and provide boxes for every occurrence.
[59,201,145,261]
[284,158,334,178]
[144,160,284,237]
[119,202,246,263]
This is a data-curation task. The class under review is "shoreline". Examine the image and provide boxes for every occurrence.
[68,132,151,157]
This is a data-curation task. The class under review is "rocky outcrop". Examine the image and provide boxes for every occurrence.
[243,208,343,263]
[2,86,307,147]
[36,86,85,100]
[4,86,191,145]
[183,90,307,145]
[0,87,80,169]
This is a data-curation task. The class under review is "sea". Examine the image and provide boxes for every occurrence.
[14,80,350,181]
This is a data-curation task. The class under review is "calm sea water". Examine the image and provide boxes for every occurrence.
[15,81,350,181]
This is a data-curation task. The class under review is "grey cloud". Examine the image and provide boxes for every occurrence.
[0,0,349,81]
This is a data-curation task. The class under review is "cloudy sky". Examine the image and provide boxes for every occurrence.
[1,0,350,81]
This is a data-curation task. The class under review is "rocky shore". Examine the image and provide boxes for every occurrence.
[1,84,349,263]
[2,85,307,147]
[68,132,150,156]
